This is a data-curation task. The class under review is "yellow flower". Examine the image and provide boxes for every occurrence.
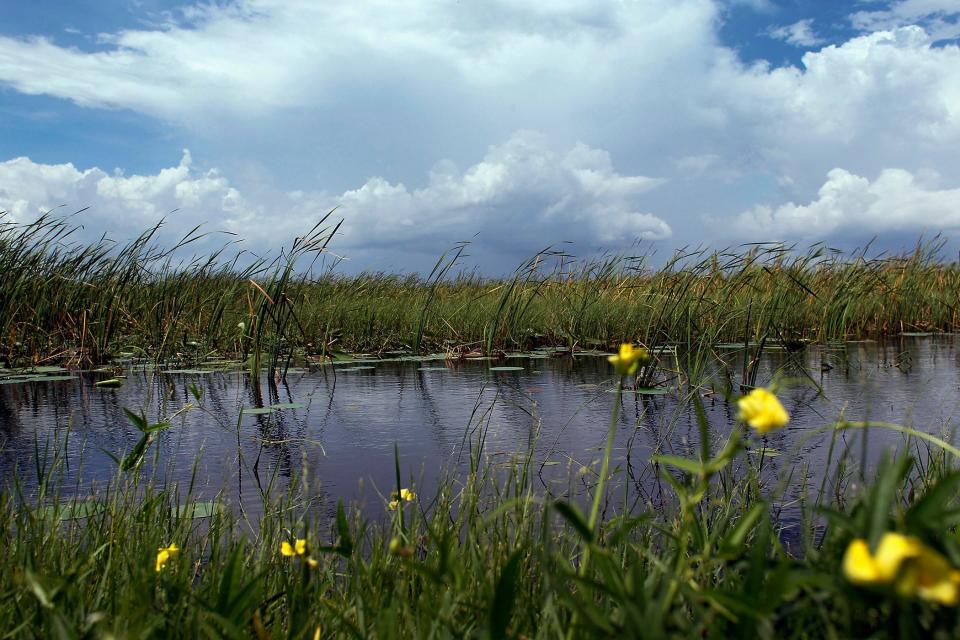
[736,387,789,434]
[844,534,917,584]
[843,533,960,605]
[389,537,403,554]
[155,543,179,572]
[607,343,650,376]
[281,538,308,557]
[899,545,960,605]
[389,536,413,558]
[389,488,416,510]
[306,557,319,569]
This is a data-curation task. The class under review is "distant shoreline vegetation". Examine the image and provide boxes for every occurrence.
[1,212,957,368]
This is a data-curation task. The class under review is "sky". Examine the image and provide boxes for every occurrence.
[0,0,959,272]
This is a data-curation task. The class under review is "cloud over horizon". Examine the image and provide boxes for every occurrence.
[729,168,960,239]
[0,132,670,264]
[0,0,958,268]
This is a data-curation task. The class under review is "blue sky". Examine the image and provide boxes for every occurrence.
[1,0,959,272]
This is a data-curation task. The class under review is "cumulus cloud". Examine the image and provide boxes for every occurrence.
[851,1,960,42]
[324,131,669,250]
[0,1,959,257]
[0,0,718,129]
[728,168,960,239]
[767,19,825,47]
[709,25,960,202]
[0,132,669,260]
[0,150,252,238]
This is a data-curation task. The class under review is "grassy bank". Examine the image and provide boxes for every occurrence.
[2,214,959,368]
[5,371,960,638]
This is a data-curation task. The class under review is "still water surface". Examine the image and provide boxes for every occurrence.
[2,336,959,528]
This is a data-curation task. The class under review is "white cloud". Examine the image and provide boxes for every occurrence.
[0,1,959,257]
[0,0,719,129]
[729,167,960,239]
[851,1,960,42]
[708,26,960,201]
[0,150,252,239]
[767,19,825,47]
[328,131,669,249]
[0,132,670,260]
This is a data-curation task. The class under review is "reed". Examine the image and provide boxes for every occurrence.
[2,215,959,369]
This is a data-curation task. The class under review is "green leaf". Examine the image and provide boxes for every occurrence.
[652,455,704,476]
[906,471,960,530]
[122,407,149,433]
[606,514,650,547]
[118,433,152,470]
[867,454,913,549]
[489,546,524,640]
[142,421,172,434]
[335,499,354,557]
[720,502,768,557]
[552,501,594,543]
[95,378,123,388]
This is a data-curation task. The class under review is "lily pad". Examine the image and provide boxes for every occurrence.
[163,369,217,374]
[418,367,449,371]
[242,407,273,415]
[608,386,669,395]
[36,501,103,521]
[489,366,524,372]
[338,366,376,372]
[95,378,123,388]
[174,501,225,519]
[31,366,69,374]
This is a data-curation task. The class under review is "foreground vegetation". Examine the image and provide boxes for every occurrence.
[5,356,960,638]
[2,214,959,370]
[5,213,960,636]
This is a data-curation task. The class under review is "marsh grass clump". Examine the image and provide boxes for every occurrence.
[1,214,959,368]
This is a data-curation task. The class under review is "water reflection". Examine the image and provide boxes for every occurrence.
[1,336,958,526]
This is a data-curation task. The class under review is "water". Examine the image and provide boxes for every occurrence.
[2,336,959,528]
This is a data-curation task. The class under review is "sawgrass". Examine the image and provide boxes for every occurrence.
[2,214,959,370]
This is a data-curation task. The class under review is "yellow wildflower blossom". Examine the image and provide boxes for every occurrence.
[843,533,960,605]
[281,538,308,557]
[736,387,789,434]
[155,543,179,572]
[607,343,650,376]
[388,488,416,510]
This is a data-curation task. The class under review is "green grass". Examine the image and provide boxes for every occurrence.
[5,376,960,638]
[5,213,960,636]
[2,214,959,370]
